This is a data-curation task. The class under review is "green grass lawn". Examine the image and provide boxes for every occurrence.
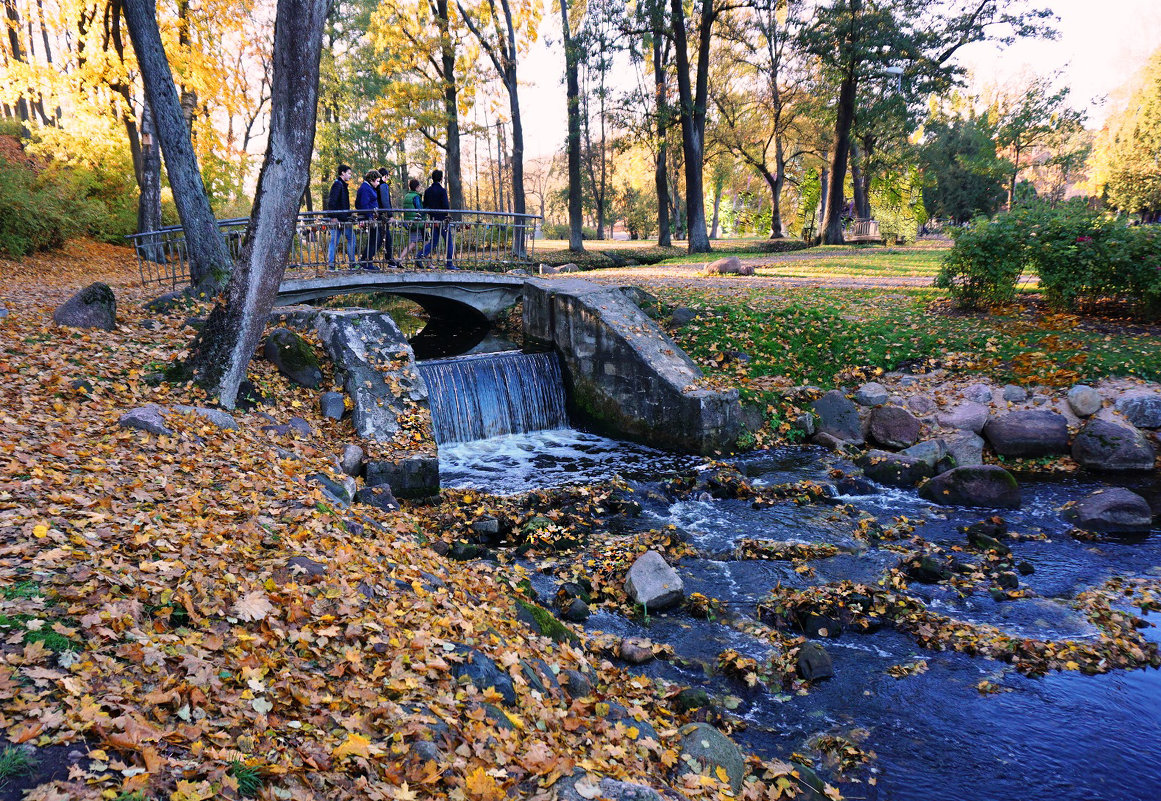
[656,284,1160,393]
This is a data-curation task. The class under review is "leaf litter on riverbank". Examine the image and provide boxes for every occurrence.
[0,244,839,800]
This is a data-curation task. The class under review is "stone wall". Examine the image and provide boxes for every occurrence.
[523,278,741,455]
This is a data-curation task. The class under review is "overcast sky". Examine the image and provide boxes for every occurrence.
[516,0,1161,160]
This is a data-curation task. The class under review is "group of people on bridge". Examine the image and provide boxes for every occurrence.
[323,165,455,271]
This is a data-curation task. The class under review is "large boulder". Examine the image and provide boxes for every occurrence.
[937,402,989,433]
[677,723,746,793]
[1116,392,1161,429]
[53,282,116,331]
[795,641,834,681]
[1064,488,1153,533]
[264,327,323,388]
[983,410,1069,457]
[364,456,440,499]
[624,550,684,611]
[1071,419,1155,472]
[856,450,933,488]
[118,405,173,436]
[312,310,428,441]
[811,390,863,443]
[1067,385,1103,417]
[919,465,1022,509]
[869,405,921,449]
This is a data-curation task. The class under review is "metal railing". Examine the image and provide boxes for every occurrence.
[128,209,542,287]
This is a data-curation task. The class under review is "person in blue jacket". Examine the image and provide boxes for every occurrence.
[355,170,382,270]
[324,165,356,267]
[419,169,455,268]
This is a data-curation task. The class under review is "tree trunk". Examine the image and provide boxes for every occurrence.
[651,23,671,247]
[762,168,785,239]
[850,141,868,220]
[187,0,329,408]
[820,66,856,244]
[560,0,584,251]
[123,0,231,290]
[136,100,162,234]
[4,0,30,124]
[669,0,711,253]
[500,0,523,219]
[709,173,723,239]
[435,0,463,208]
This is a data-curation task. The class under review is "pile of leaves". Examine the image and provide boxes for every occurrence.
[0,243,810,800]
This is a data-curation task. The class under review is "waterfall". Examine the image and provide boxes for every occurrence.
[417,350,569,444]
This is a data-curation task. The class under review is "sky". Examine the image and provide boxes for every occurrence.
[516,0,1161,160]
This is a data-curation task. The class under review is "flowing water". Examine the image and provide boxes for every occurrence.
[424,350,1161,799]
[441,433,1161,799]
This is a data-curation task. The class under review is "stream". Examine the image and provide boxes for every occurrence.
[440,431,1161,801]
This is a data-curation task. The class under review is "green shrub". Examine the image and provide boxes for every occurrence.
[0,159,75,257]
[938,206,1161,319]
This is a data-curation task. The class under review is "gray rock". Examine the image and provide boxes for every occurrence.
[264,328,323,388]
[0,302,9,320]
[310,472,352,506]
[856,449,933,488]
[674,688,711,714]
[320,392,346,420]
[811,390,863,443]
[470,516,501,538]
[1064,488,1153,533]
[792,412,816,437]
[450,647,516,706]
[796,641,834,681]
[560,669,592,699]
[560,597,590,622]
[965,383,994,404]
[919,465,1022,509]
[595,779,663,801]
[118,405,173,436]
[906,394,936,415]
[945,431,985,467]
[1002,384,1028,402]
[1072,419,1155,472]
[854,382,889,406]
[624,550,684,611]
[670,307,698,326]
[1116,392,1161,429]
[287,416,313,437]
[53,282,116,330]
[869,405,922,449]
[365,456,440,499]
[901,439,957,474]
[1067,385,1103,417]
[677,723,746,792]
[356,484,399,511]
[173,404,239,430]
[937,402,989,433]
[983,410,1070,457]
[287,556,327,579]
[619,286,662,318]
[339,444,364,476]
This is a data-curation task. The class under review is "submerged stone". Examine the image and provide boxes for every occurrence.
[920,465,1022,509]
[1064,488,1153,533]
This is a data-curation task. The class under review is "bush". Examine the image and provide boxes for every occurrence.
[0,158,76,257]
[938,206,1161,318]
[540,223,600,240]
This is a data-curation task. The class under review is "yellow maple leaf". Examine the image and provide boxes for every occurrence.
[333,732,372,759]
[715,765,730,784]
[464,766,505,800]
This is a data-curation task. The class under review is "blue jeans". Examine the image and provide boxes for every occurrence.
[327,221,356,265]
[420,221,454,266]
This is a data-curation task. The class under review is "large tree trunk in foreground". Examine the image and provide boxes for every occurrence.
[819,66,856,245]
[122,0,232,290]
[670,0,712,253]
[435,0,463,209]
[560,0,584,251]
[187,0,330,408]
[136,100,162,235]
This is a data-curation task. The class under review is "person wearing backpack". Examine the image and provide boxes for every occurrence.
[376,167,401,267]
[324,165,356,268]
[397,178,425,265]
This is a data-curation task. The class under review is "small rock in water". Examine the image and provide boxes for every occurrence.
[619,638,655,664]
[996,571,1020,590]
[624,550,684,611]
[673,687,711,714]
[560,597,590,622]
[795,641,834,681]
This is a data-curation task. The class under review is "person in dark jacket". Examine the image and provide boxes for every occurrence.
[325,165,356,267]
[376,167,400,267]
[355,170,382,270]
[420,169,455,268]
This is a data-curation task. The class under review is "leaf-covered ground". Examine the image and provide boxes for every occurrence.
[0,242,810,800]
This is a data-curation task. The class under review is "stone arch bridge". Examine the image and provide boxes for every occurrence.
[275,270,526,322]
